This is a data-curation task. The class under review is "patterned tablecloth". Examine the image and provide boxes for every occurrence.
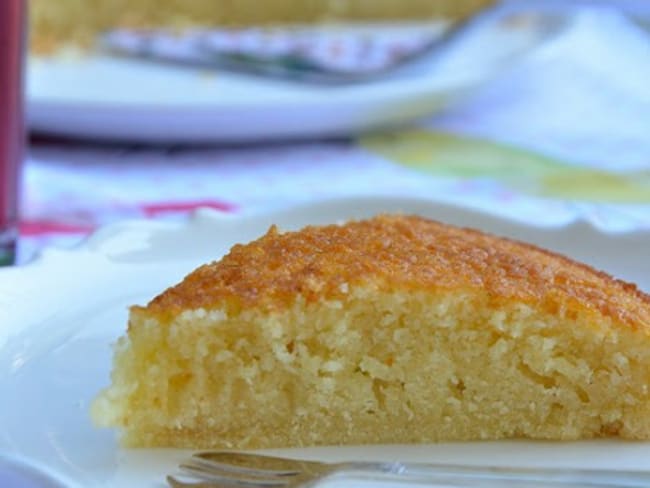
[20,8,650,263]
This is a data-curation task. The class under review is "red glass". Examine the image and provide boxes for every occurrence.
[0,0,25,265]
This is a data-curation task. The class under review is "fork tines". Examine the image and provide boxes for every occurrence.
[168,451,306,487]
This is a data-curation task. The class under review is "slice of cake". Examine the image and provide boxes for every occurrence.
[91,215,650,448]
[30,0,493,53]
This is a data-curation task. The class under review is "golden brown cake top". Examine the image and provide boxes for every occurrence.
[140,215,650,329]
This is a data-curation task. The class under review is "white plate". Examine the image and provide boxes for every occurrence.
[1,196,650,488]
[27,16,567,143]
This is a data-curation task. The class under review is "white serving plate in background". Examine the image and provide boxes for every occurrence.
[26,15,569,143]
[1,196,649,488]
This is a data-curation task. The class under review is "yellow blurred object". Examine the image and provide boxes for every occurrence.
[30,0,494,53]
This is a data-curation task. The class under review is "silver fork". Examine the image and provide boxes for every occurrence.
[167,451,650,487]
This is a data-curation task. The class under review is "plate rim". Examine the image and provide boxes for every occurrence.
[7,195,650,269]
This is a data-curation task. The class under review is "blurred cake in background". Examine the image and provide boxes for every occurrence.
[30,0,494,53]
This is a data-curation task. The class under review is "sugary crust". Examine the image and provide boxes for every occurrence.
[139,215,650,330]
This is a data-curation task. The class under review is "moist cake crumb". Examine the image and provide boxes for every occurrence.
[92,214,650,448]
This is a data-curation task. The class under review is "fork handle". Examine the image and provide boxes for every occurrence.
[334,461,650,487]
